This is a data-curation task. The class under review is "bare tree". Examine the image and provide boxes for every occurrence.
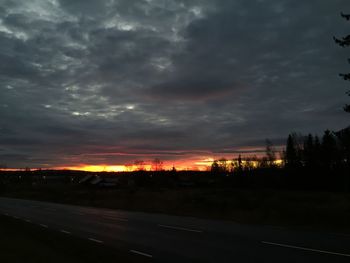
[134,160,145,171]
[265,139,276,167]
[218,158,228,173]
[151,158,163,171]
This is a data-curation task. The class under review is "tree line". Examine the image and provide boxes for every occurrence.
[210,127,350,191]
[284,130,350,171]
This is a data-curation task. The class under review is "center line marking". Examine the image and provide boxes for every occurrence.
[262,241,350,257]
[130,250,153,258]
[60,230,71,234]
[88,238,103,244]
[158,224,203,233]
[39,224,48,228]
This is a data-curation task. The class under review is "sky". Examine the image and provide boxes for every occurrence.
[0,0,349,170]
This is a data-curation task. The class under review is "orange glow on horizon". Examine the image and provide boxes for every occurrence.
[55,156,218,172]
[59,163,210,172]
[0,154,283,172]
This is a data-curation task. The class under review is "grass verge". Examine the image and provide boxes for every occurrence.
[1,185,350,232]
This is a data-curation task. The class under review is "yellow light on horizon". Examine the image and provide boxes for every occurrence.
[62,165,126,172]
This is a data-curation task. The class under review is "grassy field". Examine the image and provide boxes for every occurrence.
[0,215,148,263]
[1,185,350,232]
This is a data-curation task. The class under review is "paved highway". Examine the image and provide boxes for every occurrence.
[0,197,349,262]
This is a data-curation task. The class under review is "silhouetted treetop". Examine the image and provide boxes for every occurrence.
[334,12,350,112]
[341,12,350,21]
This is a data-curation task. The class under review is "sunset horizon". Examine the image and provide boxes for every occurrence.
[1,1,349,170]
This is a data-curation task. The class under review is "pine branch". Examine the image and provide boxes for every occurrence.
[344,104,350,112]
[341,12,350,20]
[343,35,350,41]
[339,73,350,80]
[333,36,350,47]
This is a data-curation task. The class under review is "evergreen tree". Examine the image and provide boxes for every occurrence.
[303,134,314,168]
[313,135,322,168]
[321,130,338,170]
[334,12,350,112]
[285,134,297,168]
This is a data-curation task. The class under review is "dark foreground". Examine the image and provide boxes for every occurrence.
[0,197,350,263]
[2,185,350,232]
[0,212,147,263]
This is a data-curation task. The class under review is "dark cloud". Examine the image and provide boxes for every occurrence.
[58,0,107,16]
[0,0,349,168]
[149,78,237,100]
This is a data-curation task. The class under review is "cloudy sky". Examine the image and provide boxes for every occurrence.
[0,0,349,169]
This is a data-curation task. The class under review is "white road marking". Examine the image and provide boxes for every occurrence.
[88,238,103,244]
[4,213,9,216]
[130,250,153,258]
[158,224,203,233]
[39,224,48,228]
[60,230,71,234]
[102,215,128,222]
[13,216,19,219]
[25,219,31,223]
[262,241,350,257]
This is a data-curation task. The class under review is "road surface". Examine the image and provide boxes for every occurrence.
[0,197,349,262]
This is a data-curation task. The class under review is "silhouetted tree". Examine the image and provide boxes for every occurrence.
[285,134,298,168]
[238,154,242,170]
[303,134,315,168]
[230,155,243,174]
[335,127,350,191]
[259,157,269,168]
[336,127,350,166]
[125,163,133,172]
[218,158,228,173]
[321,130,338,170]
[134,160,145,171]
[265,139,276,167]
[211,160,220,174]
[151,158,163,171]
[334,12,350,112]
[229,161,235,173]
[244,156,257,171]
[313,135,322,167]
[210,158,230,175]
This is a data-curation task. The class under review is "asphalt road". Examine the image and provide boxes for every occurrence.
[0,197,349,262]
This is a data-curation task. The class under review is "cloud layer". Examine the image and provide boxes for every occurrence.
[0,0,349,168]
